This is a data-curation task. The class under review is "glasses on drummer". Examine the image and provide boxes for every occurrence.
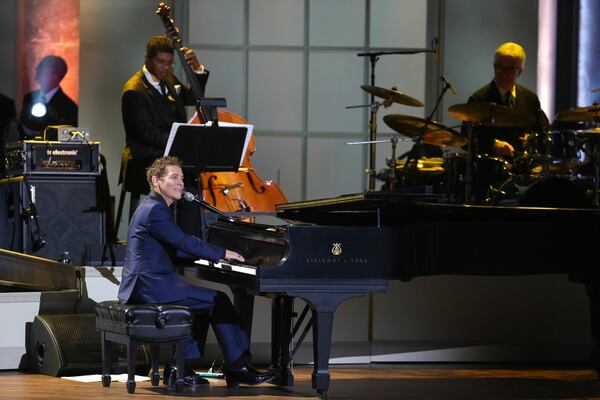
[493,64,522,74]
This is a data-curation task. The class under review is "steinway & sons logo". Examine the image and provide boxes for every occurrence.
[304,241,368,264]
[331,242,342,256]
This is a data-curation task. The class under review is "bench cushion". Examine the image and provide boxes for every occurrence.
[95,300,192,341]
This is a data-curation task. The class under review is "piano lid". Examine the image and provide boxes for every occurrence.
[0,249,78,291]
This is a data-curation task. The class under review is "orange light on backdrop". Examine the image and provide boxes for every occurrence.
[17,0,79,112]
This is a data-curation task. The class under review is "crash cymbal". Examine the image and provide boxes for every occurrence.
[555,104,600,122]
[383,114,466,147]
[361,85,424,107]
[448,102,534,127]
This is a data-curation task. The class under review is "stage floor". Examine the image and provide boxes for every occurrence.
[0,363,599,399]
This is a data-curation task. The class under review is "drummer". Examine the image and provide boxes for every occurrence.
[466,42,547,158]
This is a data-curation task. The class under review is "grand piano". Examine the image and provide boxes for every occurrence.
[192,191,600,399]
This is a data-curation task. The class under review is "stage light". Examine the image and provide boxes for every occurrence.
[31,101,47,118]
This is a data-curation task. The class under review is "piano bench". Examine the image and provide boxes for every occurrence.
[94,300,193,394]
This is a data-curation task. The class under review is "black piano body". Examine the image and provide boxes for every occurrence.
[192,192,600,398]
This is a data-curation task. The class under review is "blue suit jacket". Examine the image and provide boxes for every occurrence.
[118,192,225,304]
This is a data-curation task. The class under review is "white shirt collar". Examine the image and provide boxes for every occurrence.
[142,65,162,93]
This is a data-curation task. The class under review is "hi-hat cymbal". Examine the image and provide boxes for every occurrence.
[555,104,600,122]
[383,114,466,147]
[448,102,534,127]
[361,85,424,107]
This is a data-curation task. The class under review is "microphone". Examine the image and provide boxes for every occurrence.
[440,76,457,95]
[182,190,223,215]
[25,184,46,252]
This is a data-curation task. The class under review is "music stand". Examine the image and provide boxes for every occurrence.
[164,122,252,238]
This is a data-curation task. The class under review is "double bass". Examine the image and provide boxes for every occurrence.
[157,3,287,212]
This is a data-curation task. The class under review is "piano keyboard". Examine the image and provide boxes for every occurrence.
[194,259,257,276]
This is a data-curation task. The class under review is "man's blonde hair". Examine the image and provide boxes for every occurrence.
[494,42,526,67]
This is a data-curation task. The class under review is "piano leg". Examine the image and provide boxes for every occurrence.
[292,292,365,399]
[586,281,600,377]
[270,295,294,386]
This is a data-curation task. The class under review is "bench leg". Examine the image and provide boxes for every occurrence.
[175,339,185,393]
[100,332,111,387]
[151,345,160,386]
[126,339,137,394]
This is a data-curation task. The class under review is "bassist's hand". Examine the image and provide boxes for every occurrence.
[180,47,204,73]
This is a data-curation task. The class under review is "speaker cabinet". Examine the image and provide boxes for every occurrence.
[4,175,106,263]
[29,314,149,377]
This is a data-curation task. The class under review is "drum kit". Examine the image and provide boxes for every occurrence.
[360,84,600,208]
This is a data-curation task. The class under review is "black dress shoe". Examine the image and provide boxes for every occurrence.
[224,364,275,388]
[163,364,210,386]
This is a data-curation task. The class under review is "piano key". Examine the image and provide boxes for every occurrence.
[194,258,257,276]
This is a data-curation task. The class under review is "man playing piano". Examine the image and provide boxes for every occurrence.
[118,156,274,387]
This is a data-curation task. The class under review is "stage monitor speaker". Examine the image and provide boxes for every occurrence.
[29,314,149,377]
[20,176,105,263]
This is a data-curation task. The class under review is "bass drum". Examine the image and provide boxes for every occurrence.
[492,175,591,208]
[445,154,512,204]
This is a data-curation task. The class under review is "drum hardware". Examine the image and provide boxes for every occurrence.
[347,85,424,191]
[355,40,437,191]
[491,175,591,208]
[575,129,600,207]
[448,102,534,204]
[383,77,458,196]
[346,136,413,190]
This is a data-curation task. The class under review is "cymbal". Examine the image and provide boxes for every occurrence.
[555,104,600,122]
[448,102,534,127]
[361,85,424,107]
[592,88,600,93]
[577,127,600,137]
[383,114,466,147]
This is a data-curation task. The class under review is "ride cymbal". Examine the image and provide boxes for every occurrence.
[448,102,534,127]
[383,114,466,147]
[555,104,600,122]
[361,85,424,107]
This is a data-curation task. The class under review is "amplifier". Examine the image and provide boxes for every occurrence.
[5,141,101,176]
